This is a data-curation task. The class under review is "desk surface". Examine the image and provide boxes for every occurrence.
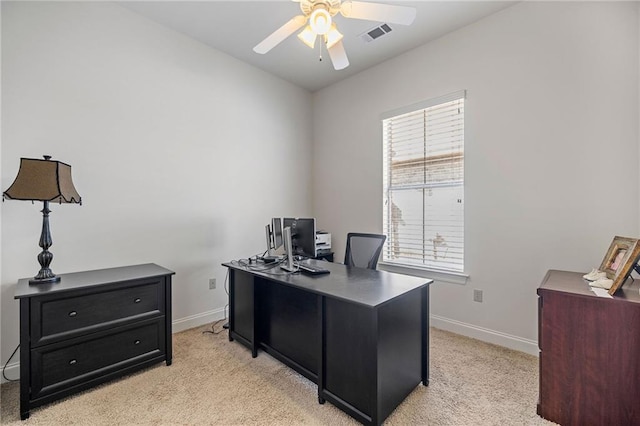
[223,259,432,308]
[15,263,175,299]
[539,269,640,303]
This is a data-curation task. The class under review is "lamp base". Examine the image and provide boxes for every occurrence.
[29,274,60,284]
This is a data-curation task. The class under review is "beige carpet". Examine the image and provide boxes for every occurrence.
[1,326,556,425]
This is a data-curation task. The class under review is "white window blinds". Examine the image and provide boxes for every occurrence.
[382,91,465,272]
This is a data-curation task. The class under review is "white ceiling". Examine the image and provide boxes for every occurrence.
[118,1,516,92]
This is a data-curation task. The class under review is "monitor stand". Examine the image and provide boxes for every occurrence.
[280,226,296,272]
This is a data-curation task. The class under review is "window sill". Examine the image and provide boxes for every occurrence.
[378,262,469,285]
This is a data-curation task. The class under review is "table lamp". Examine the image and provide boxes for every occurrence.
[3,155,82,284]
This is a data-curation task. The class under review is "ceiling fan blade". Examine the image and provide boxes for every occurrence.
[253,15,307,54]
[328,40,349,70]
[340,1,416,25]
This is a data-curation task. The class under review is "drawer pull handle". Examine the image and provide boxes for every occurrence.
[134,298,141,304]
[68,311,77,317]
[69,359,77,365]
[134,340,141,345]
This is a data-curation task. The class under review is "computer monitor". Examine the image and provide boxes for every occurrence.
[272,217,283,249]
[265,224,275,256]
[283,217,316,258]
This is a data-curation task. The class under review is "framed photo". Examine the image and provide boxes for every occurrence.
[598,236,640,295]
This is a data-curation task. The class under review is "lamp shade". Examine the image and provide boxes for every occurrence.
[3,156,81,204]
[324,24,343,49]
[309,8,332,35]
[297,25,317,49]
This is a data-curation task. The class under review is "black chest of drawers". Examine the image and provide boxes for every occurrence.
[14,263,175,420]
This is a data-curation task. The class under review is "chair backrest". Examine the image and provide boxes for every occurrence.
[344,233,387,270]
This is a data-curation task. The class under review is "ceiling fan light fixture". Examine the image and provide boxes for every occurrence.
[255,0,416,71]
[297,25,317,49]
[309,8,332,35]
[324,23,343,49]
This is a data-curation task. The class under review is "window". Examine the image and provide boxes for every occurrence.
[382,91,465,273]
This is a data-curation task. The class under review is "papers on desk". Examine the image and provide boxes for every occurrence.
[590,287,613,298]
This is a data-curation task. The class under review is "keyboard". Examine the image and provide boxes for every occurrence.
[298,263,330,275]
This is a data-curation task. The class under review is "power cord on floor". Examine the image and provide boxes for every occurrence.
[204,305,228,335]
[203,318,227,335]
[203,269,230,335]
[2,344,20,382]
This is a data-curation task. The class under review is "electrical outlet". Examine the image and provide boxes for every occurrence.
[473,289,483,303]
[209,278,216,290]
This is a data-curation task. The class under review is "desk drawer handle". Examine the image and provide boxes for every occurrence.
[69,359,77,365]
[134,340,141,345]
[68,311,77,317]
[134,298,141,304]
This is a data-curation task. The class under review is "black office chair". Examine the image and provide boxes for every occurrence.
[344,233,387,270]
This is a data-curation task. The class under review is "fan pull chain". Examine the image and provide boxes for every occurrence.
[318,39,323,62]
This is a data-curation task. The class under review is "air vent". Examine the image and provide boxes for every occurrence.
[360,23,393,43]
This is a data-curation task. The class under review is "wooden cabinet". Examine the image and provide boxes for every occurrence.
[537,270,640,426]
[15,264,174,420]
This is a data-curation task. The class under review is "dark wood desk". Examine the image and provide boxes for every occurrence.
[537,270,640,425]
[223,260,432,425]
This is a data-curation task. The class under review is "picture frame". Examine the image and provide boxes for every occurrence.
[598,236,640,295]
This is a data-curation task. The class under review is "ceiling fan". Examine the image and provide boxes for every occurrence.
[253,0,416,70]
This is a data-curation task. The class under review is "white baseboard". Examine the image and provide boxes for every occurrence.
[430,314,539,356]
[1,361,20,384]
[1,308,227,384]
[171,307,226,333]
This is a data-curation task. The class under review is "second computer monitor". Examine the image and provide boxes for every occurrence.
[283,217,316,258]
[272,217,283,249]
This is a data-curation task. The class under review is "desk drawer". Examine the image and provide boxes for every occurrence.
[32,279,164,346]
[31,318,165,399]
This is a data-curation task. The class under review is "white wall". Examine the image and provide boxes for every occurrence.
[0,0,3,382]
[313,1,639,353]
[1,2,312,375]
[2,1,638,376]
